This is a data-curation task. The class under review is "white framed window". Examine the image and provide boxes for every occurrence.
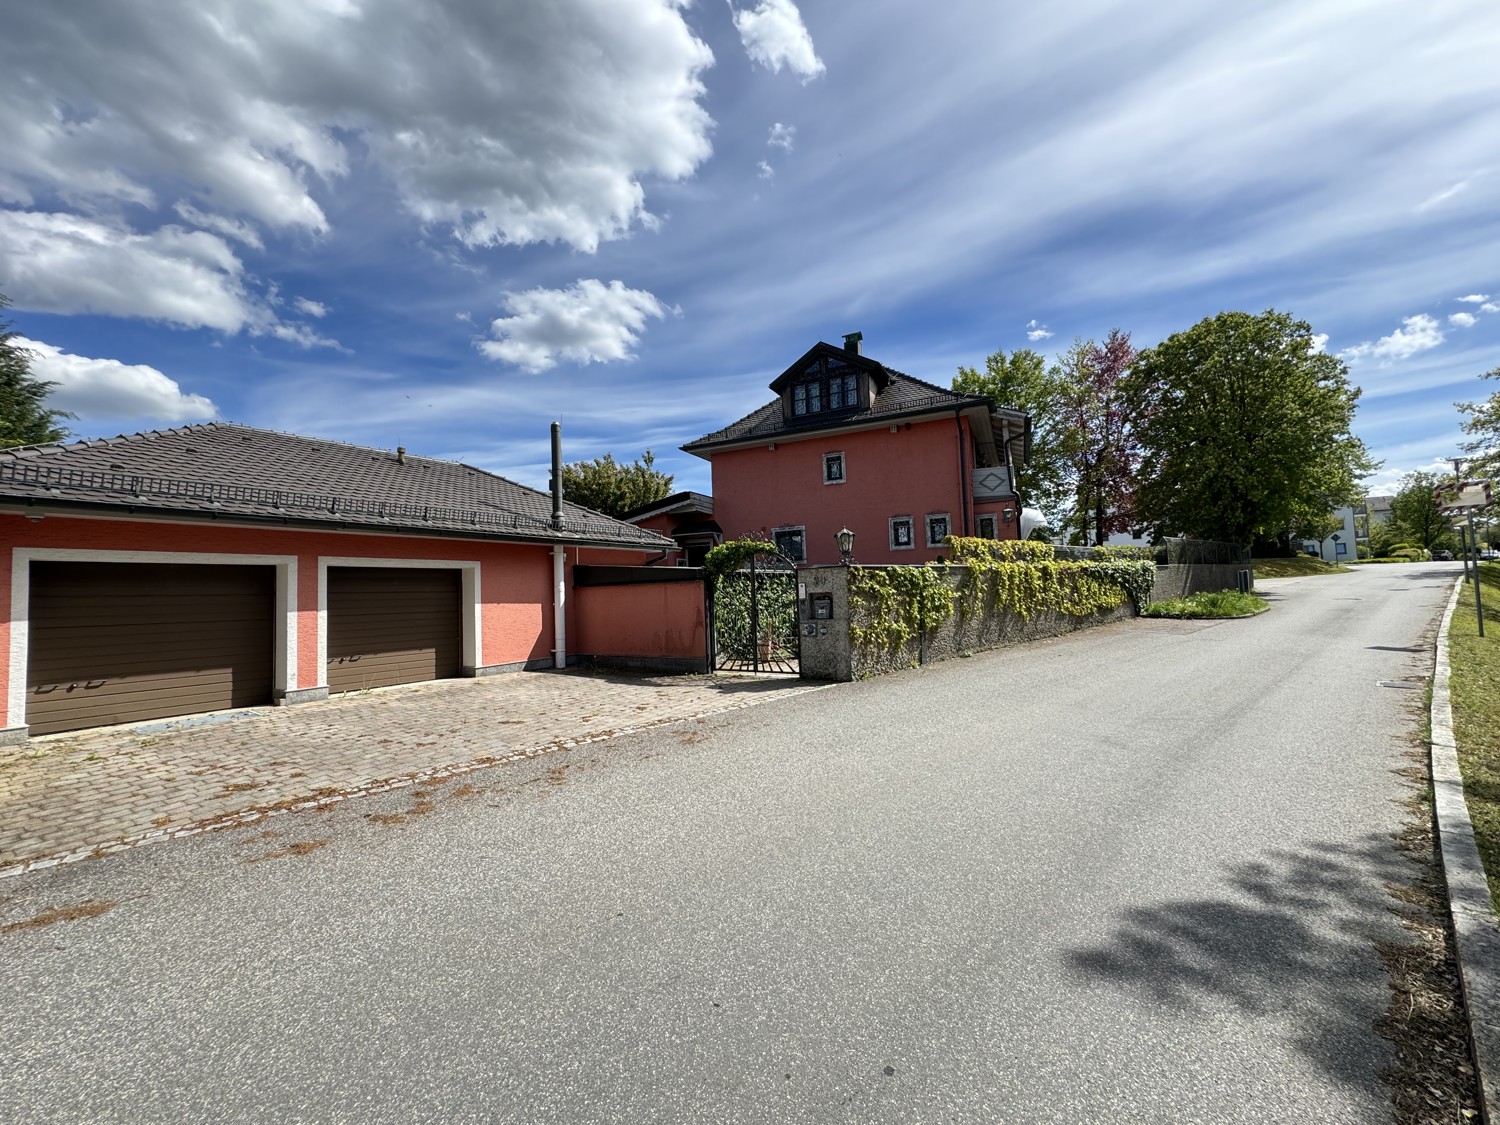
[823,451,845,484]
[889,516,915,550]
[925,513,951,548]
[772,525,806,562]
[977,514,997,539]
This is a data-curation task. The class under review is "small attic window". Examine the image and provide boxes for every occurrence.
[789,356,860,418]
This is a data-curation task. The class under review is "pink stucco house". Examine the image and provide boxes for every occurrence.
[682,335,1029,566]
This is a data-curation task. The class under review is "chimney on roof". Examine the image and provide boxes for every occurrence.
[550,421,565,531]
[396,446,407,466]
[843,331,863,356]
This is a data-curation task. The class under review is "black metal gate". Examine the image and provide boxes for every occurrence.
[710,553,800,674]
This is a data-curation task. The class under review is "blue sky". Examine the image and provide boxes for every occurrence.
[2,0,1497,500]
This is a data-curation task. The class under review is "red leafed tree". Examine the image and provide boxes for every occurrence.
[1054,328,1139,545]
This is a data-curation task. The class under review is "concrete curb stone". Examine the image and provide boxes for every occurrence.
[1431,573,1500,1122]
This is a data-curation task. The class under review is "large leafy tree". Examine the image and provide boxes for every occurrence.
[1124,309,1374,548]
[1053,329,1139,545]
[1458,366,1500,477]
[0,294,70,448]
[1390,470,1455,551]
[560,448,673,518]
[953,347,1068,524]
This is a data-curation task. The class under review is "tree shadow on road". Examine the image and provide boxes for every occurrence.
[1064,833,1421,1095]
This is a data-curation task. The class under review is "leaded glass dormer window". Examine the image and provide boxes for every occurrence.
[789,359,860,418]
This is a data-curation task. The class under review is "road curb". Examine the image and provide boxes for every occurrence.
[1431,573,1500,1123]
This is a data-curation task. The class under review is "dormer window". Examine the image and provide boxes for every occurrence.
[792,370,858,417]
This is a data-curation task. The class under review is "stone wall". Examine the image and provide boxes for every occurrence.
[1148,562,1251,602]
[796,558,1251,683]
[797,564,1132,682]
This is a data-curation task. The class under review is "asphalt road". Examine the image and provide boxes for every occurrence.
[0,562,1462,1124]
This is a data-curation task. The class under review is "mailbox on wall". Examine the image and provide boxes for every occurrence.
[812,594,833,620]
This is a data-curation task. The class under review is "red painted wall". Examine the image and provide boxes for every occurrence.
[0,513,574,702]
[573,581,707,665]
[708,416,1016,565]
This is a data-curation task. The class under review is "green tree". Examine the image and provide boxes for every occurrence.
[1458,366,1500,477]
[954,347,1069,525]
[560,449,673,518]
[1124,309,1375,548]
[0,294,71,448]
[1390,470,1455,551]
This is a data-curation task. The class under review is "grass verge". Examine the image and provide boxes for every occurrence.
[1141,590,1269,619]
[1253,556,1352,577]
[1449,561,1500,915]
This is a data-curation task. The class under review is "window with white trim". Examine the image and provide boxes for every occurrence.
[977,514,997,539]
[772,525,806,562]
[823,451,845,484]
[889,516,915,550]
[925,513,951,548]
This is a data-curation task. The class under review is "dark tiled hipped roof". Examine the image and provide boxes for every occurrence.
[0,423,672,549]
[683,369,991,452]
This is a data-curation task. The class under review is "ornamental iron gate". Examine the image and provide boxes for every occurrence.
[710,553,800,674]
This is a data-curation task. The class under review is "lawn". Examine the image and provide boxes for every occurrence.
[1252,556,1351,578]
[1449,562,1500,913]
[1141,590,1269,619]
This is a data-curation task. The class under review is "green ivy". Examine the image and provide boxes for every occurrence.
[703,537,781,579]
[848,565,955,656]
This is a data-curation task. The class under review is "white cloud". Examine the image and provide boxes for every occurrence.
[1,0,717,255]
[17,337,218,422]
[293,297,327,318]
[1309,333,1329,353]
[0,210,257,331]
[757,161,775,179]
[268,322,344,351]
[1025,319,1053,342]
[477,279,668,373]
[1450,312,1478,328]
[1456,294,1490,303]
[1341,313,1445,363]
[768,123,796,151]
[732,0,825,80]
[172,203,264,250]
[1416,177,1472,213]
[1483,303,1500,314]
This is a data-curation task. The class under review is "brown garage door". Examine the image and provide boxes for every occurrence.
[326,567,462,693]
[27,562,275,736]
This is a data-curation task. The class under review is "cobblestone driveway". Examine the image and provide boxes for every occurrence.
[0,671,823,876]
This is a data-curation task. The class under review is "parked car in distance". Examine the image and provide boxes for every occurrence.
[1482,548,1500,561]
[1433,549,1453,561]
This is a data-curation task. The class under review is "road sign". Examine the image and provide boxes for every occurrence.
[1435,480,1492,512]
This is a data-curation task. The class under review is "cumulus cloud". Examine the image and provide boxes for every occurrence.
[293,297,327,318]
[732,0,825,80]
[1,0,717,265]
[1309,333,1329,353]
[768,123,796,151]
[0,210,257,331]
[1456,294,1490,303]
[1483,303,1500,314]
[757,161,775,179]
[1025,319,1053,342]
[17,337,217,422]
[477,279,668,373]
[1341,314,1444,363]
[1450,312,1478,328]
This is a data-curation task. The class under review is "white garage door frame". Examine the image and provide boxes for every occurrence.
[7,548,299,735]
[315,557,482,689]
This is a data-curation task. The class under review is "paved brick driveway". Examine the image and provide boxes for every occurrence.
[0,670,823,876]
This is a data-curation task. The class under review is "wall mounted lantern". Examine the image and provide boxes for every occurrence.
[836,526,856,564]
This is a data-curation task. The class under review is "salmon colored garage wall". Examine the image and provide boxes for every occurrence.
[573,582,707,670]
[0,513,563,721]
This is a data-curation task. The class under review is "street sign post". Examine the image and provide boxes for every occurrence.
[1437,478,1491,637]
